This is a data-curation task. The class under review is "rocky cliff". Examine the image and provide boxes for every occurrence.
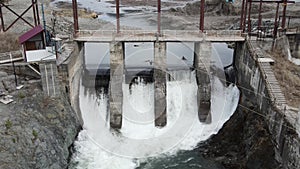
[198,101,279,169]
[0,69,81,169]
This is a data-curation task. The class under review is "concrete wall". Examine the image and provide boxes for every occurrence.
[60,42,84,125]
[235,40,300,169]
[287,34,300,59]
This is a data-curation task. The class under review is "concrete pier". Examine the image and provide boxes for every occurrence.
[109,42,124,129]
[154,42,167,127]
[194,42,212,123]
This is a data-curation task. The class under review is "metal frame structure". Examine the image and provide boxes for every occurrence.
[71,0,294,38]
[0,0,40,32]
[241,0,295,37]
[71,0,208,35]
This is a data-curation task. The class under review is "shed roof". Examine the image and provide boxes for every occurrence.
[19,25,44,44]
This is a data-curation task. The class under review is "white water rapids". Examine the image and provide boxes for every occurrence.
[70,70,240,169]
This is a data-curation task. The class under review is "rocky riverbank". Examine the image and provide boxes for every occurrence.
[198,100,279,169]
[0,68,81,169]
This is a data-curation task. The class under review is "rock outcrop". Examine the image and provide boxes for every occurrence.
[198,101,279,169]
[0,70,81,169]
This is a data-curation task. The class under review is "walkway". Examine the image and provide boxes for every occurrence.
[250,40,299,128]
[74,30,245,42]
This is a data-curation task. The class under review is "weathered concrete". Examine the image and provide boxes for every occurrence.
[194,42,212,124]
[274,35,293,60]
[235,40,300,169]
[154,42,167,127]
[286,33,300,59]
[75,30,245,42]
[59,42,84,125]
[109,42,124,129]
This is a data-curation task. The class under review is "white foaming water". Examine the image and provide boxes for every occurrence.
[71,71,240,169]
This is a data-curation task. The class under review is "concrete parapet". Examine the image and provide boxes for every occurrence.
[154,42,167,127]
[109,42,124,129]
[194,42,212,123]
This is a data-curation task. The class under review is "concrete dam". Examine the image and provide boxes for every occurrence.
[58,32,299,168]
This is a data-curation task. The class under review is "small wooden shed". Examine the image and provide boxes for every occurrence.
[19,25,55,62]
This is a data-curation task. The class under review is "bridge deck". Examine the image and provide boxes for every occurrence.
[74,30,246,42]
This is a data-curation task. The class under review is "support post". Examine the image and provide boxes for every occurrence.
[200,0,205,32]
[258,0,263,30]
[110,42,124,129]
[35,0,40,25]
[72,0,79,34]
[32,0,37,26]
[157,0,161,34]
[116,0,120,33]
[247,0,252,33]
[240,0,246,31]
[0,4,4,32]
[154,42,167,127]
[243,0,248,33]
[281,0,287,29]
[194,42,211,124]
[273,3,279,38]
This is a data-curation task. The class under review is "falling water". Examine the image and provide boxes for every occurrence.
[70,68,240,169]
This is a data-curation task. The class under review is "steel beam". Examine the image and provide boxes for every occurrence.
[0,4,4,32]
[32,0,37,26]
[35,0,40,25]
[258,0,263,30]
[243,0,248,32]
[116,0,120,33]
[3,4,35,31]
[240,0,246,31]
[200,0,205,32]
[281,0,287,28]
[72,0,79,34]
[157,0,161,34]
[251,0,294,3]
[247,0,252,32]
[273,3,279,38]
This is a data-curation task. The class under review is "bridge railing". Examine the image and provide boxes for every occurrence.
[75,29,243,39]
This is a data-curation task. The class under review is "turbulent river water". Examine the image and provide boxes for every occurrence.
[68,42,240,169]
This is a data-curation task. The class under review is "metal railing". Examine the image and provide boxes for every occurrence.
[0,50,23,64]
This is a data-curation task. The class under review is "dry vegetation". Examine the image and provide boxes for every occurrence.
[271,51,300,108]
[0,33,21,53]
[49,1,101,18]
